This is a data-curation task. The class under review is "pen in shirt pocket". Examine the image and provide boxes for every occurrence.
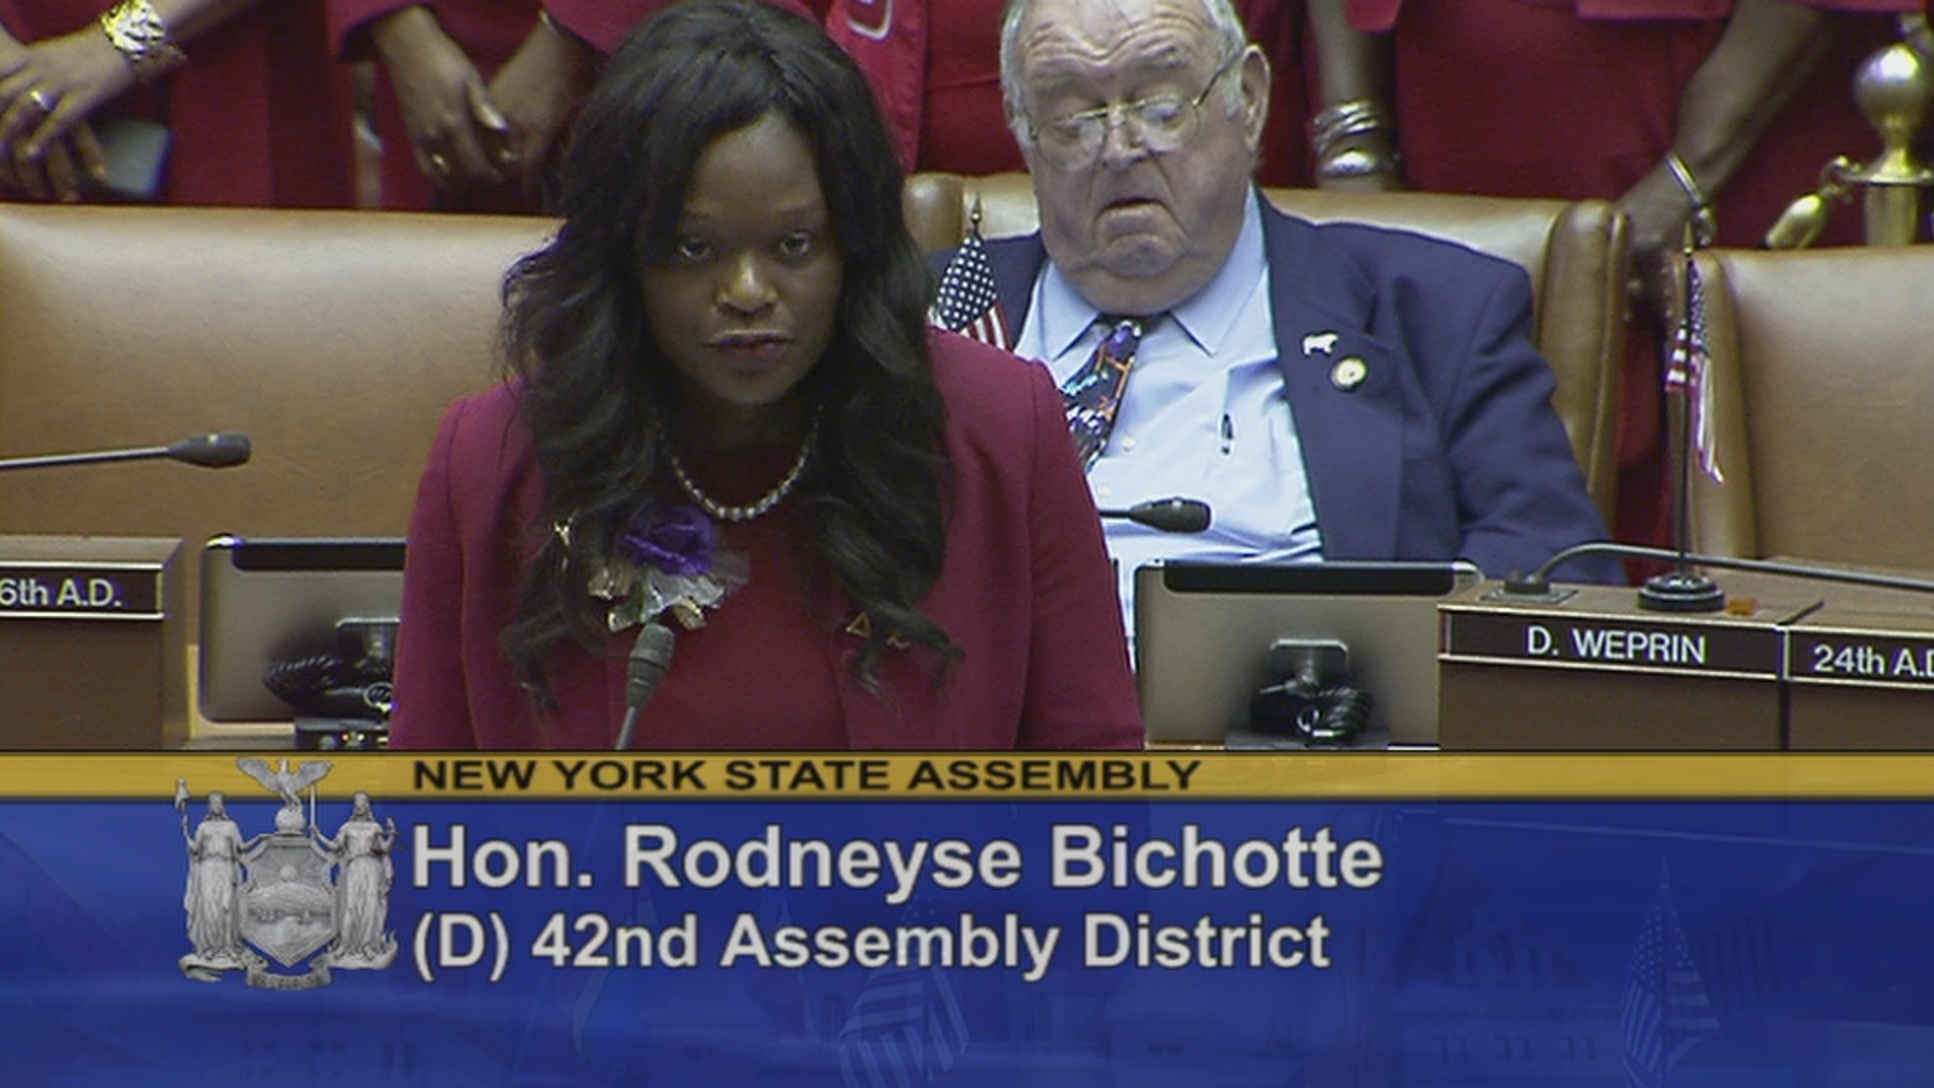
[1219,413,1233,455]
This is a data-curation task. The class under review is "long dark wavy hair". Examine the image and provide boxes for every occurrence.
[499,0,953,699]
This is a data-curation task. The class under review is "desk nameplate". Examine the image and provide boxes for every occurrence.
[0,560,165,620]
[1787,627,1934,692]
[1436,583,1818,750]
[1784,598,1934,749]
[0,535,186,748]
[1440,607,1784,681]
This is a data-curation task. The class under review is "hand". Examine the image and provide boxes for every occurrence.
[1617,0,1839,315]
[0,29,124,199]
[0,123,103,200]
[1616,165,1697,319]
[370,5,508,193]
[485,17,597,199]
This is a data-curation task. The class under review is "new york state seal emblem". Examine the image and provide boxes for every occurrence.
[177,758,397,989]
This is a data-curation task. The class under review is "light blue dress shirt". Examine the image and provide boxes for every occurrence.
[1013,190,1323,644]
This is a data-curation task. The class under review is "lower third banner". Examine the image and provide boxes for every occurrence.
[2,754,1932,1086]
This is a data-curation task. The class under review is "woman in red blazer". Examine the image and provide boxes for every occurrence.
[392,0,1142,751]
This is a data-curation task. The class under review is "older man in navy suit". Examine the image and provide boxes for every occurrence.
[982,0,1620,625]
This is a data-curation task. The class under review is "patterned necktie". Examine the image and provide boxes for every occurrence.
[1060,316,1144,470]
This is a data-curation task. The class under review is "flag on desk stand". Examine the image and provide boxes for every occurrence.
[837,901,969,1087]
[1664,251,1724,484]
[1620,865,1720,1088]
[748,887,808,1034]
[930,198,1012,351]
[570,884,658,1055]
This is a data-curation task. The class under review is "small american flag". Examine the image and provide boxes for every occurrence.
[930,200,1011,351]
[836,962,968,1088]
[1620,867,1720,1088]
[836,898,969,1088]
[1664,254,1723,484]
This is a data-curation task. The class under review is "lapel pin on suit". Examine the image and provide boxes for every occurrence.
[1331,356,1368,392]
[1301,331,1340,356]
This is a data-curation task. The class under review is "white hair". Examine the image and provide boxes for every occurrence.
[998,0,1252,146]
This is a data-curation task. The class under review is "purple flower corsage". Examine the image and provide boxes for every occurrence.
[581,499,748,632]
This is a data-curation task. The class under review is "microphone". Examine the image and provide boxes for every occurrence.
[0,432,252,473]
[613,620,676,750]
[164,432,252,468]
[1502,541,1934,602]
[1097,497,1212,533]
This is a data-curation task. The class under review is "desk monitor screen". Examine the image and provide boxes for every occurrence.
[198,536,405,722]
[1134,560,1481,747]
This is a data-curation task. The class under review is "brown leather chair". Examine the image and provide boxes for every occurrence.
[1685,245,1934,572]
[904,171,1629,526]
[0,204,556,641]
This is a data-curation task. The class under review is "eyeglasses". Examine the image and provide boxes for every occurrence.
[1025,54,1241,170]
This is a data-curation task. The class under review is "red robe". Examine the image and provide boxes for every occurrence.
[327,0,828,210]
[1335,0,1916,546]
[0,0,354,207]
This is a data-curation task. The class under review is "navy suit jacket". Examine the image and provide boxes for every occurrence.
[979,198,1622,584]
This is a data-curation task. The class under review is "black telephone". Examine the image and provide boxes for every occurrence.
[263,619,396,743]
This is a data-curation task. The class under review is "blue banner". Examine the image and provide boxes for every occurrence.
[4,755,1934,1086]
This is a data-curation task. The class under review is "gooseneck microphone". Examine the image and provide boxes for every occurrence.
[1503,542,1934,604]
[613,620,676,750]
[1097,497,1212,533]
[0,432,252,472]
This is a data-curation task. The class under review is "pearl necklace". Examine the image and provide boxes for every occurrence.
[668,415,820,523]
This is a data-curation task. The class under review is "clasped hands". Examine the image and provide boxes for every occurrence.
[0,23,136,201]
[372,5,592,201]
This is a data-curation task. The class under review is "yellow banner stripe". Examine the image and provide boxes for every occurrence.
[4,752,1934,800]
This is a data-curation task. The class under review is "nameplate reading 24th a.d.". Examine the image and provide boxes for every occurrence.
[1441,609,1782,681]
[1788,628,1934,691]
[0,561,164,620]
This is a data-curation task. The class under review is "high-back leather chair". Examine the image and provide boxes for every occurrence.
[0,204,556,640]
[903,172,1629,526]
[1685,246,1934,571]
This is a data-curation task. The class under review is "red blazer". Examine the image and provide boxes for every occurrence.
[391,330,1144,751]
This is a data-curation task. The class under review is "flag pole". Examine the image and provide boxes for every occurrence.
[1639,224,1725,613]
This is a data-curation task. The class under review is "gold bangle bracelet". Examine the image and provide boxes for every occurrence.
[100,0,186,83]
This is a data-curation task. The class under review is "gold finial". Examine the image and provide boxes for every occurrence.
[1765,25,1934,248]
[1850,41,1934,245]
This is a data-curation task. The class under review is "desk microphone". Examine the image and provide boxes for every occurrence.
[1502,541,1934,602]
[1098,497,1212,533]
[0,432,252,472]
[613,620,676,750]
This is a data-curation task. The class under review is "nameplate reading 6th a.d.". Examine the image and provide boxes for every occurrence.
[0,562,164,620]
[1441,608,1783,680]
